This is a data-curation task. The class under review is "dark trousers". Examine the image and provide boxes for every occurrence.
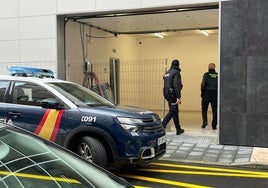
[162,98,181,132]
[201,90,217,128]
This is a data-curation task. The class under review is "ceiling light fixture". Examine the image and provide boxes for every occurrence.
[200,30,209,36]
[154,33,164,38]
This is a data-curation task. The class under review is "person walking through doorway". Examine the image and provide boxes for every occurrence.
[162,59,184,135]
[201,63,218,129]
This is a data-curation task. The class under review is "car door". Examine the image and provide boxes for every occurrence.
[6,81,65,142]
[0,81,10,123]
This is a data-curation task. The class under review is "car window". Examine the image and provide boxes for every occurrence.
[48,82,114,107]
[0,81,9,102]
[13,82,56,107]
[0,127,131,188]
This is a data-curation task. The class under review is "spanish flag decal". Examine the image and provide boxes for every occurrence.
[35,109,64,142]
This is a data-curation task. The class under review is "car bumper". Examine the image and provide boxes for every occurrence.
[114,142,166,169]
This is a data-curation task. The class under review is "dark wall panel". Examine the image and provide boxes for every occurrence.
[220,0,268,147]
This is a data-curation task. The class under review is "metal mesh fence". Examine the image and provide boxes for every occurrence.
[120,59,167,116]
[78,58,168,117]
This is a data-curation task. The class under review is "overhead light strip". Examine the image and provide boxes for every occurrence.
[154,33,164,38]
[200,30,209,36]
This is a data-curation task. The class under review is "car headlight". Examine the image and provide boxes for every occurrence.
[117,117,143,135]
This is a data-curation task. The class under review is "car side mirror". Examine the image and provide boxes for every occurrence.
[40,98,64,110]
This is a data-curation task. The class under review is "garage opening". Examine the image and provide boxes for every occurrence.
[61,3,219,136]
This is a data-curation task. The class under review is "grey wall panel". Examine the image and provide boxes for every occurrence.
[247,57,268,113]
[247,2,268,56]
[220,1,249,57]
[220,56,247,113]
[220,0,268,147]
[219,112,247,145]
[246,114,268,147]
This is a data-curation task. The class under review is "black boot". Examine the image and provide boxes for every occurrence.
[176,129,184,135]
[201,122,207,128]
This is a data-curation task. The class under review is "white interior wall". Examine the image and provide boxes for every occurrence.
[65,22,139,84]
[137,35,218,111]
[87,34,139,62]
[65,22,84,84]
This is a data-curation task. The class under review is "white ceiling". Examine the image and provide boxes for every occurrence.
[75,6,219,39]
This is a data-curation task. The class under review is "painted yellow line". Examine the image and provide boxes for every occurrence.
[0,171,80,184]
[120,163,268,187]
[135,168,268,178]
[121,174,212,188]
[151,162,268,176]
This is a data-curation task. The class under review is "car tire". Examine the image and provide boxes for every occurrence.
[77,136,107,168]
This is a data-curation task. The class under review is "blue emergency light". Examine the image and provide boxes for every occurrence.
[8,66,54,78]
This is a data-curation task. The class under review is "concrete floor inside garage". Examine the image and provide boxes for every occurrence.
[164,111,217,140]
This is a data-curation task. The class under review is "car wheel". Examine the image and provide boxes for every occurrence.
[77,136,107,168]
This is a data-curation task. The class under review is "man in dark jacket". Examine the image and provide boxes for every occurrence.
[162,59,184,135]
[201,63,218,129]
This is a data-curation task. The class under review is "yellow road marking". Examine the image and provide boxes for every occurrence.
[122,174,211,188]
[0,171,80,184]
[150,162,268,176]
[135,169,268,178]
[120,163,268,187]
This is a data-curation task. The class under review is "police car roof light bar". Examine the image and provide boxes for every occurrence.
[8,66,54,78]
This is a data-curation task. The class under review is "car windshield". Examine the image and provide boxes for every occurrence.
[0,127,131,188]
[48,82,114,107]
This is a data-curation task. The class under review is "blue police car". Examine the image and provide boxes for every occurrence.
[0,66,166,169]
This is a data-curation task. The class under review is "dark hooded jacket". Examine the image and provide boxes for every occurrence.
[163,60,182,100]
